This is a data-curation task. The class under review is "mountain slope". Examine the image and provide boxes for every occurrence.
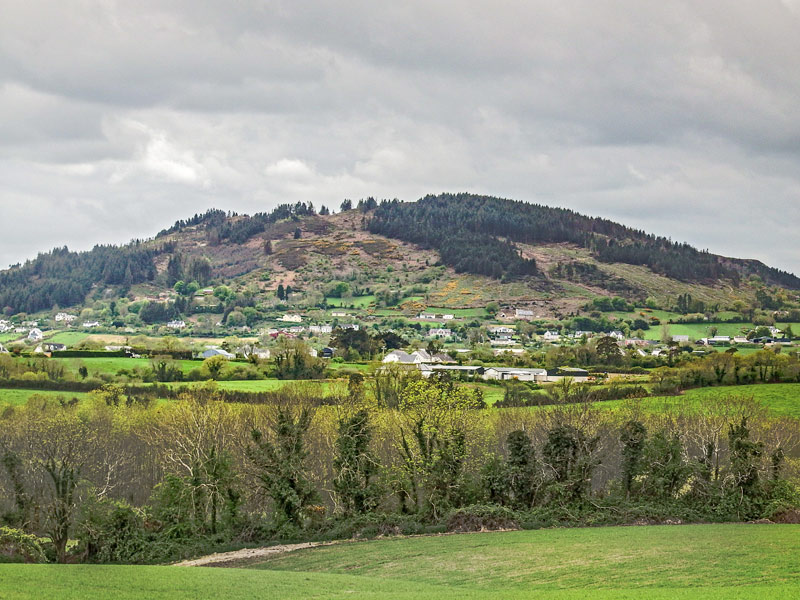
[0,194,797,319]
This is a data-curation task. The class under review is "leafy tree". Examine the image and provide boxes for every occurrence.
[542,424,599,504]
[396,377,484,516]
[595,335,622,364]
[333,408,381,515]
[620,421,647,496]
[201,355,228,380]
[246,405,318,526]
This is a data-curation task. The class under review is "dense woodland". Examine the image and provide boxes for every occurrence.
[368,193,800,287]
[0,245,157,315]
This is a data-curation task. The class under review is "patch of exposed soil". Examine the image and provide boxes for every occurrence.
[172,541,339,568]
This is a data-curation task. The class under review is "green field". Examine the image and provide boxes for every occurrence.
[43,331,90,345]
[0,389,91,406]
[252,524,799,597]
[53,357,202,376]
[325,295,376,308]
[2,524,794,599]
[603,383,800,418]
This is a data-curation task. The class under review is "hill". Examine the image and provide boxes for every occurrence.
[1,194,798,321]
[1,524,797,599]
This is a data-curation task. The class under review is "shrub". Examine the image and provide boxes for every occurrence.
[0,527,47,563]
[446,505,519,532]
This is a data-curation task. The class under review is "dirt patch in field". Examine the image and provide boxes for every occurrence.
[173,541,339,568]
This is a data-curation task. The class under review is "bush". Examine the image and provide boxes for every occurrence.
[446,505,519,532]
[0,527,47,563]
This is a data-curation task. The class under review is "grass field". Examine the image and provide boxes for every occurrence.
[3,524,794,599]
[602,383,800,418]
[52,357,202,376]
[0,389,91,406]
[325,295,376,308]
[43,331,90,345]
[251,524,799,597]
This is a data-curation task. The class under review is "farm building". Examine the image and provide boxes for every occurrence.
[417,364,484,378]
[483,367,548,382]
[200,348,235,359]
[546,367,590,382]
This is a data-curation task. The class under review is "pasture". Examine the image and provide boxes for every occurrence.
[52,357,202,377]
[1,524,795,599]
[602,383,800,418]
[325,295,376,308]
[43,331,90,345]
[0,389,91,407]
[253,524,799,597]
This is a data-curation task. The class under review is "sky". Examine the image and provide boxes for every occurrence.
[1,1,800,273]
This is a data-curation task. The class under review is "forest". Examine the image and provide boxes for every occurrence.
[368,193,800,287]
[0,244,157,315]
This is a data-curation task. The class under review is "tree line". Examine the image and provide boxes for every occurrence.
[0,244,157,315]
[0,378,796,564]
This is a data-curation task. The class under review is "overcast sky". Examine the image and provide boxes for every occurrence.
[2,1,800,273]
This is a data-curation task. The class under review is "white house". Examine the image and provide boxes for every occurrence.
[280,314,303,323]
[442,314,455,320]
[383,350,417,364]
[709,335,731,345]
[310,325,333,334]
[330,311,348,318]
[490,326,514,340]
[427,328,452,338]
[55,313,77,323]
[383,349,437,364]
[609,331,625,340]
[672,335,690,343]
[166,320,186,329]
[27,328,44,342]
[571,330,594,339]
[542,330,561,342]
[83,321,100,328]
[493,348,525,356]
[483,367,548,382]
[515,308,535,319]
[418,313,439,320]
[200,347,235,359]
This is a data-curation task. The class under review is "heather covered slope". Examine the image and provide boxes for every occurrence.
[1,194,797,318]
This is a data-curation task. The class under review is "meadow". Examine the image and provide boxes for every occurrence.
[53,357,202,376]
[0,389,91,406]
[325,295,376,308]
[1,524,796,599]
[606,383,800,418]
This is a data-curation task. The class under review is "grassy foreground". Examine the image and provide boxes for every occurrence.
[1,524,797,599]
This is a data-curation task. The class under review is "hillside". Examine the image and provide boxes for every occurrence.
[1,194,798,321]
[2,525,798,599]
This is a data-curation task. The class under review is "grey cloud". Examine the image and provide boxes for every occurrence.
[0,1,799,273]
